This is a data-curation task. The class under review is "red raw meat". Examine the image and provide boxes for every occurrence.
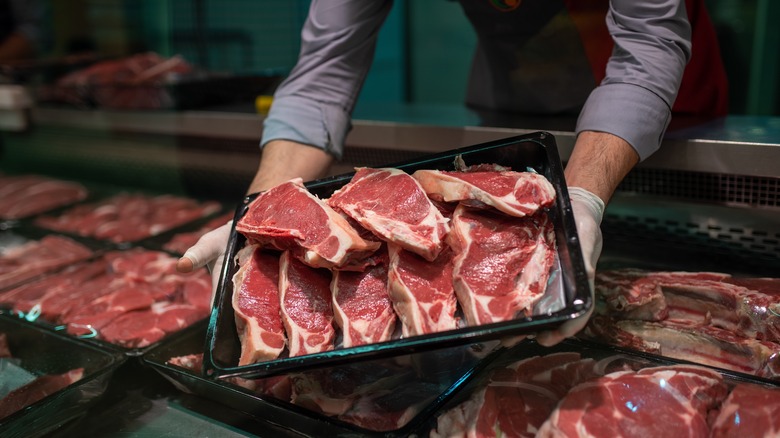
[331,248,396,347]
[387,243,457,336]
[595,269,780,343]
[0,261,106,314]
[0,174,87,220]
[412,168,555,217]
[232,245,286,365]
[327,167,450,261]
[448,205,556,326]
[34,193,220,243]
[0,368,84,420]
[583,316,780,380]
[237,178,380,269]
[537,365,729,438]
[279,251,335,357]
[0,235,93,290]
[432,352,611,438]
[100,301,206,348]
[63,284,155,336]
[710,383,780,437]
[168,353,204,374]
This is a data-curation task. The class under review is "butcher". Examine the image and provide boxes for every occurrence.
[176,0,727,345]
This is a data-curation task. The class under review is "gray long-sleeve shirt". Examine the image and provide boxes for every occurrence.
[261,0,691,162]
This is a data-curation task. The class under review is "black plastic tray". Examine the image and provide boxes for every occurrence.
[144,322,503,437]
[0,314,126,438]
[205,132,591,379]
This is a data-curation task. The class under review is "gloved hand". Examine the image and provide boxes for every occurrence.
[535,187,604,346]
[176,221,233,301]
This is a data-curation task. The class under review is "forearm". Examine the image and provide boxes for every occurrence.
[246,139,334,195]
[564,131,639,204]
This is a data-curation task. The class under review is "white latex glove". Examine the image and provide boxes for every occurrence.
[176,221,233,300]
[536,187,604,346]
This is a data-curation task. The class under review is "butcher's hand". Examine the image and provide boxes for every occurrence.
[536,187,604,346]
[176,221,232,300]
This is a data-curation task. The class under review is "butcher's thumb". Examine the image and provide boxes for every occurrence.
[176,221,233,273]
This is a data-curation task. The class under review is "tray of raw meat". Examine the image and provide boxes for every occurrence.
[0,247,213,354]
[204,132,591,379]
[0,229,100,292]
[33,192,222,244]
[0,315,125,437]
[424,337,780,437]
[0,173,88,222]
[144,321,503,436]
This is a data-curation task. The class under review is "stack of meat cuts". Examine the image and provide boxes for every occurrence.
[0,332,85,420]
[35,192,221,243]
[0,249,212,348]
[41,52,194,110]
[581,269,780,380]
[230,164,557,366]
[430,348,780,437]
[0,235,93,290]
[0,174,88,220]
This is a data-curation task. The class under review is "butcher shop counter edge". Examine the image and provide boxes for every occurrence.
[27,105,780,179]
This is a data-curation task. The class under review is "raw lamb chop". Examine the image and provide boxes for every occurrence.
[236,178,380,269]
[279,251,335,357]
[412,168,555,217]
[448,205,556,326]
[710,383,780,438]
[537,365,729,438]
[387,243,458,336]
[327,167,450,261]
[331,249,396,347]
[232,245,286,365]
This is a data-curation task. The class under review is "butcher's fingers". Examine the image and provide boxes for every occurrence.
[535,187,604,346]
[177,221,233,273]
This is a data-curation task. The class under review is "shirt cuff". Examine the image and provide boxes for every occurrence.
[260,94,352,160]
[576,83,671,161]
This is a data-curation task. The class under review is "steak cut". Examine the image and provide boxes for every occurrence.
[710,383,780,438]
[236,178,380,269]
[595,269,780,343]
[387,243,457,336]
[432,352,611,438]
[0,235,93,290]
[448,205,555,326]
[0,368,85,420]
[583,316,780,380]
[327,167,450,261]
[412,168,555,217]
[99,301,206,348]
[536,365,729,438]
[279,251,335,357]
[0,174,88,220]
[232,245,286,365]
[331,248,396,348]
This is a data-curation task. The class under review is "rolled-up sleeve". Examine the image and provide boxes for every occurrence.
[576,0,692,161]
[261,0,393,159]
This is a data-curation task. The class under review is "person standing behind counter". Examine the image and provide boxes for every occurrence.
[176,0,728,346]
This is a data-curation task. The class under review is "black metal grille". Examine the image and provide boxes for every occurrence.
[617,168,780,207]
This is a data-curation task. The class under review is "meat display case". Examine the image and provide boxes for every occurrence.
[0,104,779,436]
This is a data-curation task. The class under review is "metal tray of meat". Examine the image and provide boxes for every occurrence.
[205,131,591,379]
[421,337,780,437]
[0,314,126,438]
[144,321,504,437]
